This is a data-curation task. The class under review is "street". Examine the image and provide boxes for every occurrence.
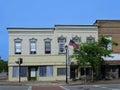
[0,86,64,90]
[1,84,120,90]
[0,86,29,90]
[63,84,120,90]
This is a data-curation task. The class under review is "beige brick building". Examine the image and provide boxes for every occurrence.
[8,25,98,82]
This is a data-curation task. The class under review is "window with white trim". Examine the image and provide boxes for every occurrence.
[58,36,66,54]
[105,36,112,50]
[86,36,95,43]
[30,38,37,54]
[44,38,51,54]
[14,38,22,54]
[72,36,81,44]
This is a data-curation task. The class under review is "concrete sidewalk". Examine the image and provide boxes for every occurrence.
[1,79,120,86]
[0,80,82,86]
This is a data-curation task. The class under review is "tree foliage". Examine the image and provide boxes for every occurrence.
[71,35,118,79]
[0,58,8,73]
[99,35,118,50]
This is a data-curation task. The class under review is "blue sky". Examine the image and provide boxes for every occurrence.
[1,0,120,61]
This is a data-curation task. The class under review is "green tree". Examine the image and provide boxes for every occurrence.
[99,35,118,50]
[0,58,8,73]
[71,36,118,80]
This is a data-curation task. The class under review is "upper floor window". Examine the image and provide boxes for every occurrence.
[86,36,95,43]
[14,38,22,54]
[44,38,52,54]
[58,35,66,54]
[30,38,37,54]
[72,36,81,44]
[105,36,112,50]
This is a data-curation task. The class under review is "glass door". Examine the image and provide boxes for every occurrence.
[28,67,37,81]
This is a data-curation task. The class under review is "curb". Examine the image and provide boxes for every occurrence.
[0,80,120,86]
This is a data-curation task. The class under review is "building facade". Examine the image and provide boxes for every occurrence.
[94,20,120,79]
[8,25,98,81]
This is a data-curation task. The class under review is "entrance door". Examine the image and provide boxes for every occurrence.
[28,67,37,81]
[70,65,77,80]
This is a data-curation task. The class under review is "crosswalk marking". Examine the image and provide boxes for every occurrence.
[28,86,32,90]
[93,85,100,87]
[59,86,70,90]
[93,85,120,90]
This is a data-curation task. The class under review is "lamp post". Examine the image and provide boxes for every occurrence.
[65,45,69,84]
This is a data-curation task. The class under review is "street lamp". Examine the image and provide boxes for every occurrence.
[65,45,69,84]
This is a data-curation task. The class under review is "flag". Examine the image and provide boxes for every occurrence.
[69,40,78,48]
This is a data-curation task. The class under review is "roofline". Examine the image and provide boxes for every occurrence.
[7,25,98,31]
[55,24,97,27]
[94,20,120,24]
[7,27,54,30]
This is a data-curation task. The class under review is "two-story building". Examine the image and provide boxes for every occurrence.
[8,25,98,81]
[94,20,120,79]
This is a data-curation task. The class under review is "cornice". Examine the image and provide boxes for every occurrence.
[8,31,54,35]
[7,27,54,30]
[7,25,98,34]
[8,28,54,34]
[55,25,98,31]
[7,28,54,32]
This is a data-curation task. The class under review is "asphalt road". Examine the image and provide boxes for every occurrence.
[0,84,120,90]
[64,84,120,90]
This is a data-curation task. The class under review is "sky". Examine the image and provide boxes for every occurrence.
[1,0,120,61]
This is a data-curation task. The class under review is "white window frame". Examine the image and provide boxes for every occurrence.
[29,38,37,54]
[44,38,52,54]
[58,35,66,54]
[105,36,112,50]
[72,36,81,44]
[14,38,22,54]
[86,36,95,43]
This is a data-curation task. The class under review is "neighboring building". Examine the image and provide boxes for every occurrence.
[94,20,120,79]
[8,25,98,81]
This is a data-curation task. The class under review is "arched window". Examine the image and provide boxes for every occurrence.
[58,35,66,54]
[44,38,52,54]
[14,38,22,54]
[72,35,81,44]
[86,36,95,43]
[29,38,37,54]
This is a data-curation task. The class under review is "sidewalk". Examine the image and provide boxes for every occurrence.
[1,79,120,86]
[0,79,82,86]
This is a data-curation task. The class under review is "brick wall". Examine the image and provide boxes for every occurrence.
[95,20,120,53]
